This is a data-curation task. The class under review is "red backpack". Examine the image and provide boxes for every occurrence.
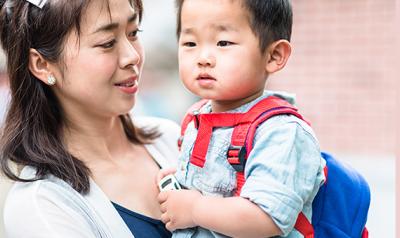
[178,96,370,238]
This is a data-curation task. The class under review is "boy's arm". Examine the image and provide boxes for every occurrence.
[158,189,282,238]
[239,115,325,236]
[194,194,282,237]
[158,115,324,237]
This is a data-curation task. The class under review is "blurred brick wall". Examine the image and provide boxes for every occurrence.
[269,0,396,156]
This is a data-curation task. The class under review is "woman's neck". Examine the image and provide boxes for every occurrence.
[64,114,132,164]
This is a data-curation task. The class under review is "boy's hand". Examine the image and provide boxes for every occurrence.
[157,168,182,191]
[158,189,202,231]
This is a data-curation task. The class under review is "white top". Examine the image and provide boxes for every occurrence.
[3,117,180,238]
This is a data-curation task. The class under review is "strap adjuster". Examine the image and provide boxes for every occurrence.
[227,145,247,172]
[177,136,184,150]
[193,110,200,129]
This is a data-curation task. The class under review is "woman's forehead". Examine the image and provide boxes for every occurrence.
[80,0,137,34]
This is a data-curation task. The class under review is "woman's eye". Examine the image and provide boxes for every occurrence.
[217,41,233,47]
[182,42,196,47]
[129,29,143,39]
[99,39,116,49]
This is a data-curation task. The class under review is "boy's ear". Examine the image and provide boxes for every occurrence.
[28,48,57,85]
[265,40,292,74]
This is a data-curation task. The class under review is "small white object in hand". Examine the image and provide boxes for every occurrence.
[158,174,182,191]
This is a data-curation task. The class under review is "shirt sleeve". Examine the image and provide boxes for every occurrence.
[240,115,325,236]
[4,181,97,238]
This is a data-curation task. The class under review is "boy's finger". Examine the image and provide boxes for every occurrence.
[161,213,170,224]
[160,202,167,213]
[157,191,169,203]
[165,222,175,232]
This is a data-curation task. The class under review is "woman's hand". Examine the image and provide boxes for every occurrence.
[158,189,202,231]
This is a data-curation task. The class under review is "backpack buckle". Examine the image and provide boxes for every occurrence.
[192,110,200,129]
[177,136,184,150]
[227,145,247,172]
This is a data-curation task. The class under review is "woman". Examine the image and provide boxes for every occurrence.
[0,0,179,237]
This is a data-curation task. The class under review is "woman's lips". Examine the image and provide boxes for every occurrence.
[115,77,138,94]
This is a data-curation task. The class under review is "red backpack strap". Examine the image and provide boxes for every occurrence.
[178,99,209,150]
[190,112,245,167]
[243,103,315,237]
[228,96,301,195]
[227,96,316,238]
[362,227,369,238]
[244,99,307,154]
[294,213,315,238]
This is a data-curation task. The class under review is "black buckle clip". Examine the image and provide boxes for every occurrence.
[227,145,247,172]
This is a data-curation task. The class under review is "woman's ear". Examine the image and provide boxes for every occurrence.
[265,39,292,74]
[28,48,57,86]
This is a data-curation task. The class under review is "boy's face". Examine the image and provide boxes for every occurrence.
[178,0,269,111]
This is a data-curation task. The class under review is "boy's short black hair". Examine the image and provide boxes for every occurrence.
[175,0,293,53]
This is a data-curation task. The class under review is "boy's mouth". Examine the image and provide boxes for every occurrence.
[196,73,216,81]
[196,73,216,88]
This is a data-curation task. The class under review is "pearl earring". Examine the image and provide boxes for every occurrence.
[47,75,56,85]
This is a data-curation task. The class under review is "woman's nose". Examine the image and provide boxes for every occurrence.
[120,39,142,69]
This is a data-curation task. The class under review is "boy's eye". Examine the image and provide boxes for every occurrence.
[182,42,196,47]
[217,41,233,47]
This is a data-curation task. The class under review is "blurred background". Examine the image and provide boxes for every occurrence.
[0,0,396,237]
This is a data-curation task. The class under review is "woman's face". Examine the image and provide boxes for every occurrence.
[52,0,144,121]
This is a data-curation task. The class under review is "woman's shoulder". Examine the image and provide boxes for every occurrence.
[134,116,181,169]
[134,116,180,138]
[6,167,64,198]
[134,116,181,147]
[4,168,73,237]
[3,167,103,237]
[5,167,75,214]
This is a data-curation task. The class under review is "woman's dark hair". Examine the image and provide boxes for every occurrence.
[0,0,154,194]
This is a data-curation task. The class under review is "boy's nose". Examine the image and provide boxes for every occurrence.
[197,51,215,67]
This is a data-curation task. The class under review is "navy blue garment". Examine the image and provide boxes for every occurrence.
[112,202,171,238]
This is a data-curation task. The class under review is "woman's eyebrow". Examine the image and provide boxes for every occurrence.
[92,13,138,34]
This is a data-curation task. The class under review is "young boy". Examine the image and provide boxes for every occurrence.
[158,0,325,237]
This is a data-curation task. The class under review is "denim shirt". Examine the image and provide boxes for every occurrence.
[174,91,326,238]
